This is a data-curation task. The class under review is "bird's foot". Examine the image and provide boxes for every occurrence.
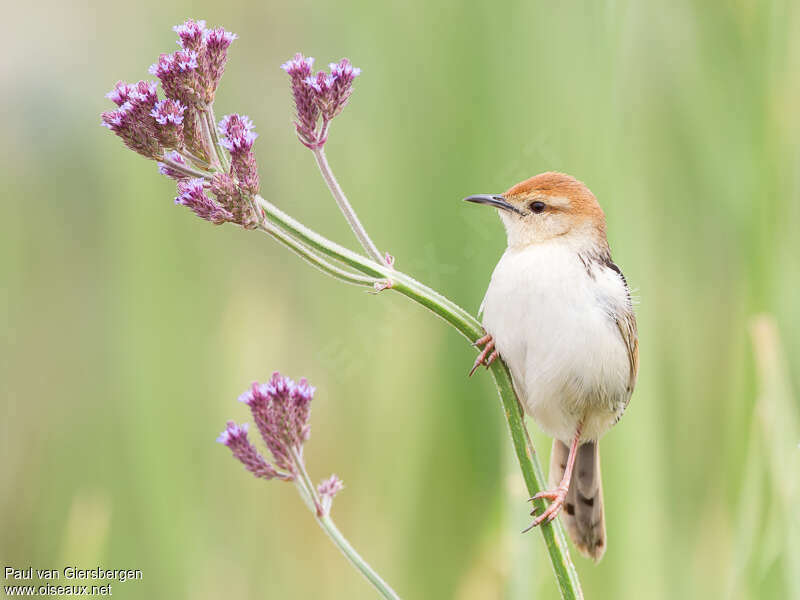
[469,333,499,376]
[523,486,569,532]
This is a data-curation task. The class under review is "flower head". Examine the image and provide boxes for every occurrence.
[151,98,186,125]
[237,372,315,475]
[218,113,257,152]
[175,178,233,224]
[105,81,134,106]
[203,27,238,101]
[281,54,360,148]
[217,421,283,480]
[281,53,314,78]
[218,114,260,197]
[100,80,162,158]
[149,50,202,105]
[173,19,206,51]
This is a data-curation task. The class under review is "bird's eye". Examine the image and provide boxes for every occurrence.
[529,201,546,214]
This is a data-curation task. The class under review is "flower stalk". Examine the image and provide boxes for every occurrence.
[220,374,401,600]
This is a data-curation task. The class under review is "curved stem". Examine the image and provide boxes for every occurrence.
[311,147,384,264]
[317,514,401,600]
[253,194,583,599]
[290,448,402,600]
[260,218,377,287]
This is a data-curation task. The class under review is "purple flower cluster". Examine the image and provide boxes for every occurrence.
[219,114,260,196]
[156,18,237,105]
[281,53,361,148]
[101,80,170,158]
[174,178,234,225]
[219,372,344,516]
[102,19,263,228]
[216,422,283,480]
[236,372,315,475]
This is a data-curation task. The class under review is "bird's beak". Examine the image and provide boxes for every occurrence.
[463,194,523,215]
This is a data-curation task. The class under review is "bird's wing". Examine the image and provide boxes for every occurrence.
[605,259,639,403]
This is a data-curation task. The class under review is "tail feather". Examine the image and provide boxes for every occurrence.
[550,439,606,561]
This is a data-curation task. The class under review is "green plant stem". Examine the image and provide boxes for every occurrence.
[317,513,401,600]
[253,195,583,599]
[311,146,385,264]
[204,105,231,172]
[289,449,402,600]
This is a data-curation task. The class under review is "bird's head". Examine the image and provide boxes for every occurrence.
[465,172,608,250]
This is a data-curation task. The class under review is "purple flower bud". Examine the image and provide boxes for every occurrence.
[149,50,202,106]
[317,474,344,515]
[175,178,233,224]
[202,27,237,102]
[173,19,206,51]
[325,58,360,120]
[105,81,134,106]
[151,98,186,125]
[218,114,257,152]
[329,58,361,80]
[217,421,284,480]
[157,150,188,180]
[238,372,316,476]
[218,114,260,197]
[281,53,314,78]
[101,80,163,158]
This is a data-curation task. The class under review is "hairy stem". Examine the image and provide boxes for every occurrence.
[253,194,583,599]
[311,146,384,264]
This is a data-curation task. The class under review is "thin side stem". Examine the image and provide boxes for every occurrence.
[290,448,402,600]
[252,194,583,599]
[311,146,384,264]
[317,514,401,600]
[204,105,231,172]
[197,108,223,171]
[260,218,377,287]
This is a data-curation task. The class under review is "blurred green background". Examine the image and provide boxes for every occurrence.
[2,0,800,598]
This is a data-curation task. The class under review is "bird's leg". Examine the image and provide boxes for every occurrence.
[523,424,583,532]
[469,333,499,376]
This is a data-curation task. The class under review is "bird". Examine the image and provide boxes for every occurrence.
[464,172,638,561]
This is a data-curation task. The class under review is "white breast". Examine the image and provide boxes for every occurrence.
[481,240,631,444]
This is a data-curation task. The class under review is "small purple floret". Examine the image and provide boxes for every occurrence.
[151,99,186,125]
[281,53,314,77]
[173,19,206,50]
[217,421,282,480]
[175,178,233,224]
[218,113,257,152]
[105,81,134,106]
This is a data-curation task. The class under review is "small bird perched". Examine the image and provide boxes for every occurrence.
[465,172,638,561]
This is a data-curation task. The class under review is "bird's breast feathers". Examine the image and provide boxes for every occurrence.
[481,240,638,443]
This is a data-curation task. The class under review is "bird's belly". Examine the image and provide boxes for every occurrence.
[481,248,630,444]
